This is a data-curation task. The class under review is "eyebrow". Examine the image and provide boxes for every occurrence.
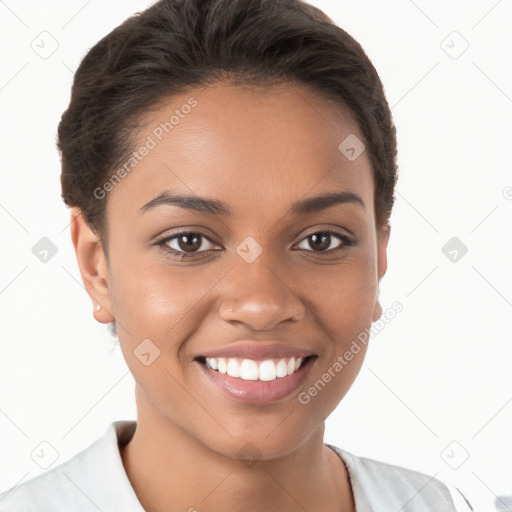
[139,190,365,216]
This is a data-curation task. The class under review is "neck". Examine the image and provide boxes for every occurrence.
[120,392,355,512]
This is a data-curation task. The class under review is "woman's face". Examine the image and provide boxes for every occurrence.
[80,82,389,460]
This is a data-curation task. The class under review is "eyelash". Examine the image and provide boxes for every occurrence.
[155,228,355,259]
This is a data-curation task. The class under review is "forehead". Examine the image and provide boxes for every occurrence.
[108,82,374,219]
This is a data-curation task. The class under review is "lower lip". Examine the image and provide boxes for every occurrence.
[196,358,313,405]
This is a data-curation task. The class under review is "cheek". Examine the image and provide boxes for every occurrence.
[302,254,379,325]
[298,253,377,380]
[108,250,221,354]
[111,270,179,337]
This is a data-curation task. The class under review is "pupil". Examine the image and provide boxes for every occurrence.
[178,233,201,252]
[310,233,330,251]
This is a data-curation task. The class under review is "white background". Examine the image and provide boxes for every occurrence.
[0,1,511,511]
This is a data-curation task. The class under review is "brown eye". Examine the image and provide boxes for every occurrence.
[157,231,220,257]
[174,233,203,252]
[295,230,354,254]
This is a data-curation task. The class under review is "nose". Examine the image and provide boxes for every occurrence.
[219,253,306,332]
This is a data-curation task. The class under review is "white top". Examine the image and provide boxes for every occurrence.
[0,420,474,512]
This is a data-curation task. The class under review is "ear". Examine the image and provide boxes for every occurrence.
[372,221,391,322]
[70,208,114,324]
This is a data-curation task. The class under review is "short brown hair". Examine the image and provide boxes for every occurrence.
[58,0,398,245]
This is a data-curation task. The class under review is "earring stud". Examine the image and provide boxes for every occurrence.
[95,304,101,311]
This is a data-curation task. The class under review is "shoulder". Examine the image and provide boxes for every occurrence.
[0,421,142,512]
[328,445,474,512]
[0,448,100,511]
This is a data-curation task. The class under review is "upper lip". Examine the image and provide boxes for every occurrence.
[197,340,316,360]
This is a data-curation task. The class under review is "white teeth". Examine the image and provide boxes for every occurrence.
[239,359,259,380]
[259,360,276,381]
[276,359,288,378]
[217,357,227,374]
[227,358,240,378]
[287,357,296,375]
[204,356,307,381]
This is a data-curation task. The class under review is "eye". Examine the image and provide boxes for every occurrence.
[155,228,355,260]
[294,229,354,255]
[155,230,221,259]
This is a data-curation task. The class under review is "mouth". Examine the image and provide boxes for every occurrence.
[198,355,311,381]
[195,354,317,405]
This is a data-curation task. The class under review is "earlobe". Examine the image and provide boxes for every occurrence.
[377,222,391,282]
[372,296,383,322]
[70,208,114,324]
[372,222,391,323]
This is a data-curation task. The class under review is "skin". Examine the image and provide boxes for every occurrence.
[71,81,390,512]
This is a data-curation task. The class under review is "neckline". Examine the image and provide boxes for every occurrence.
[112,421,360,512]
[325,443,359,512]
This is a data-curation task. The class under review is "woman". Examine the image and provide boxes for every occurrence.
[0,0,474,510]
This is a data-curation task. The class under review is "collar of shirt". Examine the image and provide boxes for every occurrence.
[0,420,471,512]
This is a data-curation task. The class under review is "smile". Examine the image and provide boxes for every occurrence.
[196,354,316,405]
[204,356,306,381]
